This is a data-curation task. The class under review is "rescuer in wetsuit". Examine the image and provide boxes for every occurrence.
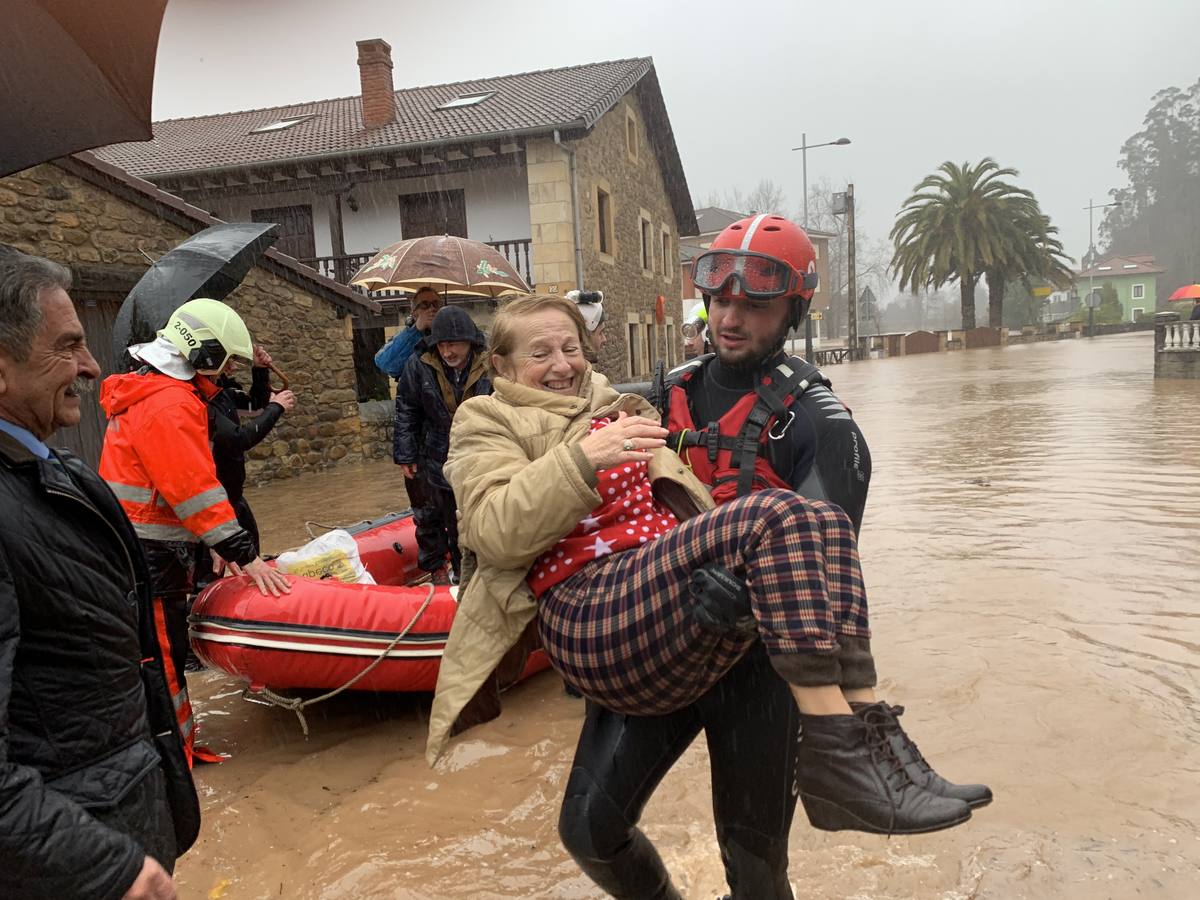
[557,215,990,900]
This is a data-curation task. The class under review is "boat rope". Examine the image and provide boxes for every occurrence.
[303,518,373,539]
[239,584,437,736]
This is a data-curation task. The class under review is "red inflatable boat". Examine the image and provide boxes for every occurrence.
[189,512,548,693]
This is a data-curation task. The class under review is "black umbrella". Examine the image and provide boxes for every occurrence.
[2,0,168,178]
[113,223,281,364]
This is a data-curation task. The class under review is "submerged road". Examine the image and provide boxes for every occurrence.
[182,331,1199,899]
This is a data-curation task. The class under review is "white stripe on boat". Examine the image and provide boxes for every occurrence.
[189,630,445,658]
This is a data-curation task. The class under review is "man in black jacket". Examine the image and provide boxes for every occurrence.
[0,248,199,900]
[394,305,491,582]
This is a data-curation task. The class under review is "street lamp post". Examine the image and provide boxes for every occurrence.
[791,134,850,360]
[1083,198,1121,335]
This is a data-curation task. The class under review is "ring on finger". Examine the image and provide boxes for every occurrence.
[622,438,634,451]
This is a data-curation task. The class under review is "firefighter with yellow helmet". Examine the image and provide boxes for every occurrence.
[99,298,290,764]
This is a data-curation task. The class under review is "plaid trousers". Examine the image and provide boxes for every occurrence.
[537,489,871,716]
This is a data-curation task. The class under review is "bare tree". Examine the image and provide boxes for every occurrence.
[744,179,788,215]
[695,178,789,216]
[801,178,893,338]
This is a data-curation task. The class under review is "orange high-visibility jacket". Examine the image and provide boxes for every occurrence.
[99,371,254,563]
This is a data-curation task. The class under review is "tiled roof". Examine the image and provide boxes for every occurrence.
[692,207,747,235]
[96,58,654,177]
[1078,253,1164,279]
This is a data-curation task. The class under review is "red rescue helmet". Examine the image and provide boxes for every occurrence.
[693,214,819,328]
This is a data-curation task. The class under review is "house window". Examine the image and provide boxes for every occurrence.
[640,216,653,272]
[665,321,677,368]
[625,108,638,161]
[1132,307,1146,321]
[435,91,495,110]
[627,321,643,378]
[250,205,315,259]
[248,114,316,134]
[597,187,613,256]
[1131,283,1145,300]
[660,227,671,280]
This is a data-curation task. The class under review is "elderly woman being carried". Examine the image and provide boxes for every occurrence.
[426,293,984,845]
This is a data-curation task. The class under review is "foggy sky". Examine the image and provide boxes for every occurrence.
[151,0,1200,296]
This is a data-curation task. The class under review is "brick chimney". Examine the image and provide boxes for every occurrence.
[357,38,396,128]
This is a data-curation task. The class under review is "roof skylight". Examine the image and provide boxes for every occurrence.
[249,114,316,134]
[435,91,495,110]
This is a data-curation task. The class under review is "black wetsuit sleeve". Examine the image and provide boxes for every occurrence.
[210,401,284,456]
[247,367,271,410]
[788,388,871,533]
[210,528,258,567]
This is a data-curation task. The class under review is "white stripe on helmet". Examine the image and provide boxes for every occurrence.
[739,214,769,250]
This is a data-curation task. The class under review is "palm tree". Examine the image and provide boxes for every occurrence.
[891,159,1037,330]
[982,211,1074,327]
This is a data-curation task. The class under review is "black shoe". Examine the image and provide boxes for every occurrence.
[855,702,993,809]
[796,711,972,835]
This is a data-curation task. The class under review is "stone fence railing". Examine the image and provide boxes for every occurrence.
[1156,321,1200,351]
[1154,321,1200,379]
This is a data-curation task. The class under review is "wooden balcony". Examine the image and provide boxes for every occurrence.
[301,238,533,302]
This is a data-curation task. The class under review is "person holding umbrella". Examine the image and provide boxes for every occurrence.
[394,305,491,583]
[191,343,295,601]
[375,287,443,379]
[376,288,442,535]
[100,298,291,763]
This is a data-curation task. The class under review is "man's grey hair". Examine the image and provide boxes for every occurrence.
[0,245,72,362]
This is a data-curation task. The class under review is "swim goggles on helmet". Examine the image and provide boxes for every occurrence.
[692,249,818,299]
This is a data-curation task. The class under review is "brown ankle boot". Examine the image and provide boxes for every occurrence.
[796,712,972,835]
[852,702,993,809]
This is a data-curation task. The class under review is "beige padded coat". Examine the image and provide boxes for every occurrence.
[425,369,713,765]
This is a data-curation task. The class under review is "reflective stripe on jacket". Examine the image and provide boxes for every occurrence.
[98,371,246,553]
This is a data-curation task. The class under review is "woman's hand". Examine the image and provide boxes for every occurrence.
[577,411,667,471]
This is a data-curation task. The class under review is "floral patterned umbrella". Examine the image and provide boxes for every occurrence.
[351,234,530,298]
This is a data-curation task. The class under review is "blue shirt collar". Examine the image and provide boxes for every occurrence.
[0,417,51,459]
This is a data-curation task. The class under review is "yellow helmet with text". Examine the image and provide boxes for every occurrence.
[160,298,253,374]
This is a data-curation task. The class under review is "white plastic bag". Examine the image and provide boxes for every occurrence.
[274,529,376,585]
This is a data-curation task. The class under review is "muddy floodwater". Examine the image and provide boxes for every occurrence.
[181,332,1199,899]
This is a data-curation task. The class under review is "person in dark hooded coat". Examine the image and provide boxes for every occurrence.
[394,305,491,581]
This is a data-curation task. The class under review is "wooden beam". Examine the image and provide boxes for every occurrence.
[71,263,144,296]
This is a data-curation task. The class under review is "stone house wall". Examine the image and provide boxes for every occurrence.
[526,90,684,381]
[0,162,368,482]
